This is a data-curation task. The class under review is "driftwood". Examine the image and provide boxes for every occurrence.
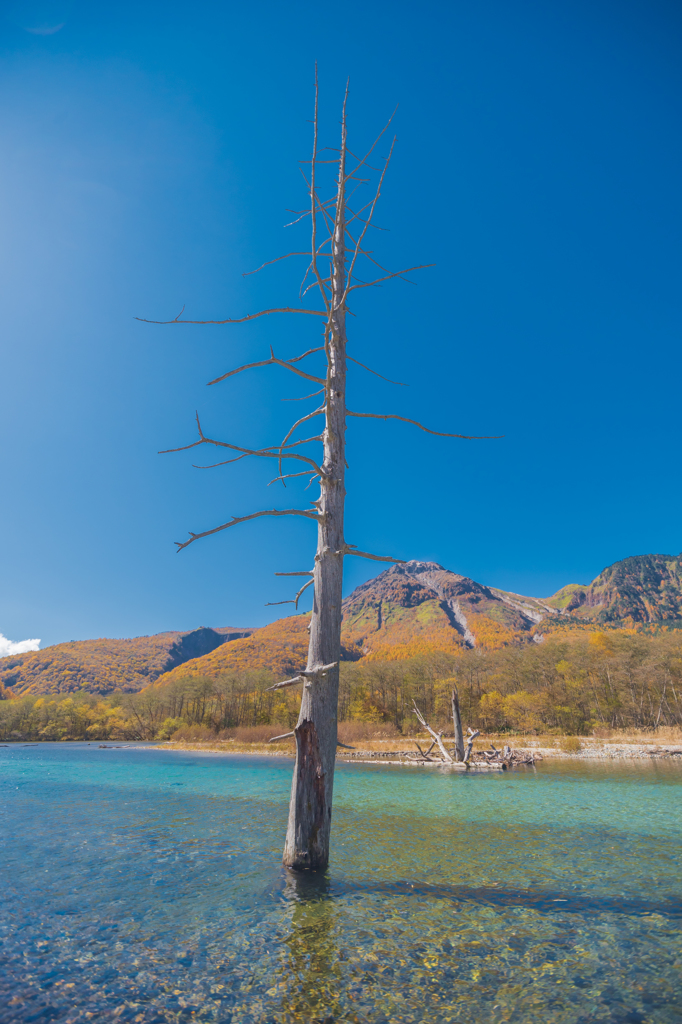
[411,701,454,762]
[409,700,541,769]
[472,745,542,767]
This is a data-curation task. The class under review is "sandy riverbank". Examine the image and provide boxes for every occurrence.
[151,737,682,761]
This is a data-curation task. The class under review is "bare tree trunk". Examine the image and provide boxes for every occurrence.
[452,687,465,762]
[148,73,494,873]
[283,119,348,871]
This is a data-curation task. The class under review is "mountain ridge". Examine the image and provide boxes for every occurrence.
[3,552,681,696]
[0,626,255,697]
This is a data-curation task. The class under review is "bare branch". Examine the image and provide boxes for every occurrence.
[309,66,331,315]
[193,453,250,469]
[343,136,396,303]
[266,675,306,691]
[269,732,295,743]
[266,577,314,610]
[294,578,315,608]
[348,264,435,292]
[344,106,397,182]
[243,253,311,277]
[265,661,337,692]
[274,571,314,577]
[463,729,481,763]
[175,508,320,553]
[277,404,325,482]
[135,307,326,326]
[341,545,405,564]
[286,346,325,364]
[208,347,325,387]
[347,355,407,386]
[268,470,318,486]
[160,415,323,474]
[283,211,310,228]
[266,675,303,692]
[345,205,388,232]
[282,388,325,402]
[347,410,503,440]
[412,701,453,763]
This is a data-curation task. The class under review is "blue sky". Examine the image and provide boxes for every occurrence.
[1,0,681,648]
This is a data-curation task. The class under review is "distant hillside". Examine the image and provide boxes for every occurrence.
[150,617,311,689]
[153,561,549,689]
[5,552,682,697]
[0,626,253,696]
[551,553,682,626]
[151,554,682,687]
[341,560,545,656]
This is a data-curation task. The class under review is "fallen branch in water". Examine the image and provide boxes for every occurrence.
[407,701,541,769]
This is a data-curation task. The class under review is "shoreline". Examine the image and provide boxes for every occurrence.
[140,740,682,761]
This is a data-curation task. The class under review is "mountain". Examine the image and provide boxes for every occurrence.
[341,560,546,656]
[146,616,312,690]
[553,553,682,626]
[5,553,682,697]
[154,560,554,688]
[0,626,254,697]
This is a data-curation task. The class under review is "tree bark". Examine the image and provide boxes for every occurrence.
[282,116,347,872]
[452,687,465,762]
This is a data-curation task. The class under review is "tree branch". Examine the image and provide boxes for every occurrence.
[343,137,396,302]
[348,264,435,292]
[266,577,314,610]
[242,253,311,277]
[268,470,319,486]
[269,731,295,743]
[286,347,326,364]
[161,418,323,474]
[277,405,325,483]
[208,346,325,387]
[347,355,407,386]
[347,410,503,440]
[412,701,453,763]
[265,662,337,692]
[309,64,331,315]
[341,545,405,564]
[282,388,325,402]
[135,307,326,326]
[344,106,397,182]
[175,508,320,553]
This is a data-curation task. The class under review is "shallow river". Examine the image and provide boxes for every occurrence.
[0,744,680,1023]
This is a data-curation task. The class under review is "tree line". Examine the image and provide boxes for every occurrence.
[1,628,680,741]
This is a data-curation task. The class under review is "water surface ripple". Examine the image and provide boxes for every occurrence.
[1,744,680,1023]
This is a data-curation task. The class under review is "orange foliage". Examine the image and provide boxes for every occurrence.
[465,612,521,649]
[0,633,189,697]
[355,627,463,662]
[152,615,310,687]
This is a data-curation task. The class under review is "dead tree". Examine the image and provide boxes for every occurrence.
[140,72,497,871]
[452,687,465,761]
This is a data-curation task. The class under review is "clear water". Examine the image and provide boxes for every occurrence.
[1,744,681,1024]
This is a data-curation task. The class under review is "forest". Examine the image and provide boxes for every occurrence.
[1,627,681,742]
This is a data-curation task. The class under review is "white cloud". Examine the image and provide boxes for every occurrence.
[0,634,41,657]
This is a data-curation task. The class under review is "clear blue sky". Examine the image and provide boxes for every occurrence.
[1,0,681,648]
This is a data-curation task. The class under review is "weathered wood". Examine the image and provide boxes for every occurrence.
[452,687,465,762]
[282,86,348,872]
[415,739,437,760]
[463,728,481,763]
[150,75,495,871]
[411,701,454,763]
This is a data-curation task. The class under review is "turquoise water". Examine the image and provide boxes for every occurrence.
[0,745,681,1023]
